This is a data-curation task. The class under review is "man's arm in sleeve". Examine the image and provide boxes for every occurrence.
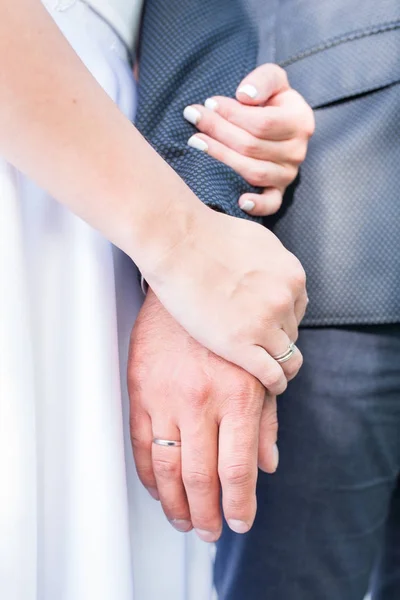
[135,0,261,221]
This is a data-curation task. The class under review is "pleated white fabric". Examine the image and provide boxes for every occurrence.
[0,3,214,599]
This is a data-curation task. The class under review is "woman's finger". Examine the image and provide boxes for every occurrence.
[235,63,290,106]
[239,188,284,217]
[187,133,297,189]
[184,104,306,163]
[180,414,221,543]
[151,419,192,533]
[259,327,302,383]
[201,97,301,140]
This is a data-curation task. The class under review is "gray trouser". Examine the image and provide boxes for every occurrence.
[215,326,400,600]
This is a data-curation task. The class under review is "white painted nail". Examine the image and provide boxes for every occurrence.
[183,106,202,125]
[204,98,219,111]
[237,84,258,99]
[188,135,208,152]
[227,519,250,534]
[239,199,256,212]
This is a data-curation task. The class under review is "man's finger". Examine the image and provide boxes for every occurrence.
[236,63,290,106]
[129,407,159,500]
[180,415,221,543]
[258,395,279,473]
[218,408,261,534]
[151,419,193,533]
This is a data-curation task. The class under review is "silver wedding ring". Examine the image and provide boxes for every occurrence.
[153,438,182,447]
[274,342,297,364]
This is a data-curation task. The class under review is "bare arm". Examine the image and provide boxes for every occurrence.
[0,0,206,270]
[0,1,307,390]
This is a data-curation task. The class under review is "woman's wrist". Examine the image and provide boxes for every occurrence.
[124,153,211,283]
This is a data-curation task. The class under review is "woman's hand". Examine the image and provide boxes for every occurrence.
[183,64,315,216]
[144,208,306,395]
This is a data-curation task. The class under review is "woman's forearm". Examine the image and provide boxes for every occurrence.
[0,0,207,272]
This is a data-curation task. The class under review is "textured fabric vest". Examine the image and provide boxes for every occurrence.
[136,0,400,326]
[136,0,260,219]
[249,0,400,325]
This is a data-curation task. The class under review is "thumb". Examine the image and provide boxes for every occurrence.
[236,63,290,106]
[258,394,279,473]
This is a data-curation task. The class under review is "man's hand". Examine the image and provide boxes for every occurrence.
[183,63,315,216]
[128,289,281,542]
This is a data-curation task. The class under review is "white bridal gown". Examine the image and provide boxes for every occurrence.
[0,1,214,599]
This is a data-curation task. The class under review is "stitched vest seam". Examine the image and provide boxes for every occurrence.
[279,20,400,67]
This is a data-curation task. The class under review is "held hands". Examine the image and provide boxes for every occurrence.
[128,289,279,541]
[143,63,310,392]
[146,210,306,395]
[130,66,313,537]
[184,63,315,216]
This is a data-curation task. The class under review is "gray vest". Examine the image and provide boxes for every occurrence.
[250,0,400,325]
[137,0,400,327]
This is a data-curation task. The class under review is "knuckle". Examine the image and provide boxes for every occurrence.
[137,465,155,487]
[153,458,180,480]
[249,163,270,186]
[222,463,253,487]
[282,165,299,185]
[287,144,307,167]
[274,65,289,86]
[130,433,149,452]
[263,368,283,390]
[218,100,234,121]
[182,380,212,411]
[293,144,308,165]
[270,292,293,315]
[183,469,214,491]
[256,115,274,138]
[305,109,316,137]
[238,135,259,157]
[290,263,307,291]
[263,411,279,433]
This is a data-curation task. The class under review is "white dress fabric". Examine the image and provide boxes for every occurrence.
[0,2,213,599]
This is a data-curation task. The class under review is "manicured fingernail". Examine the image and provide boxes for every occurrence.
[171,519,192,532]
[188,135,208,152]
[237,84,258,99]
[204,98,219,111]
[227,519,250,534]
[195,529,218,543]
[148,487,160,501]
[273,443,279,470]
[183,106,202,125]
[239,199,256,213]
